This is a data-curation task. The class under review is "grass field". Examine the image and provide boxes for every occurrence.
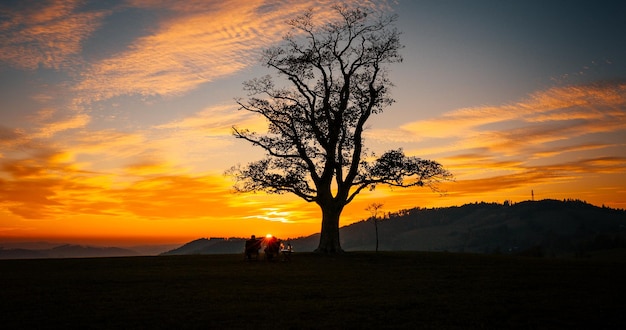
[1,252,625,329]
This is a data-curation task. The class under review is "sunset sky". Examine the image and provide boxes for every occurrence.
[1,0,625,246]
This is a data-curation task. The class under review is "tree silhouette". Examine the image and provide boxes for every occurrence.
[366,202,384,252]
[228,5,452,254]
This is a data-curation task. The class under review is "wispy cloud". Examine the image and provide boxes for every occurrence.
[390,82,626,206]
[32,111,91,139]
[67,129,149,167]
[0,126,28,156]
[154,103,259,135]
[0,148,93,219]
[0,146,321,235]
[401,82,626,159]
[0,138,232,220]
[0,0,108,70]
[74,0,387,102]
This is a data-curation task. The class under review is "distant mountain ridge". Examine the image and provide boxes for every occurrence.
[162,199,626,257]
[0,244,139,260]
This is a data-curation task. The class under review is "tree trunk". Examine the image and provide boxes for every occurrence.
[314,204,344,254]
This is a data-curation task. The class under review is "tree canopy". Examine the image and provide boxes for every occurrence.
[228,5,452,253]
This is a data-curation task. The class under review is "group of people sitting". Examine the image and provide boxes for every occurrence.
[244,235,293,261]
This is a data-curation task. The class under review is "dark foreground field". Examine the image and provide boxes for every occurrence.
[1,252,625,329]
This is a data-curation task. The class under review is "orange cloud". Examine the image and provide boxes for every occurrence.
[0,0,108,70]
[0,126,28,154]
[379,82,626,210]
[0,150,208,218]
[0,133,323,239]
[402,83,626,144]
[401,82,626,158]
[147,103,271,171]
[155,103,264,137]
[34,113,91,138]
[532,143,609,158]
[110,174,232,219]
[0,149,95,219]
[74,0,389,102]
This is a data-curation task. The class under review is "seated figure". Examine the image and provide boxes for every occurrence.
[244,235,261,260]
[281,242,293,261]
[264,236,281,260]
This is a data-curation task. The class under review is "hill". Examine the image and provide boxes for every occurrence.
[161,237,247,256]
[163,199,626,258]
[339,199,626,257]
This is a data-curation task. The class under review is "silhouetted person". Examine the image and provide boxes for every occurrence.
[281,242,293,261]
[264,236,280,260]
[245,235,261,260]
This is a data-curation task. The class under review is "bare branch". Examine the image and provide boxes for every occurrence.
[227,5,452,253]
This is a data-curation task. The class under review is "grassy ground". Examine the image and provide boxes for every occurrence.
[1,252,625,329]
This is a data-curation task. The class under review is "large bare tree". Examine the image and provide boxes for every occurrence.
[229,5,452,253]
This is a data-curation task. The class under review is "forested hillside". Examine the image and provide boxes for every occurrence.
[156,199,626,258]
[330,199,626,257]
